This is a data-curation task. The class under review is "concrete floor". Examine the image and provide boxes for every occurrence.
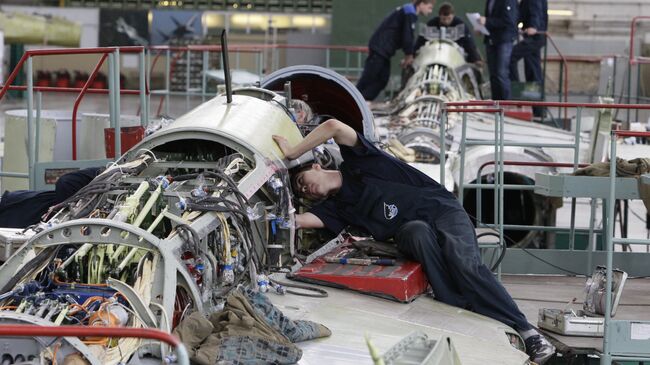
[269,273,530,365]
[267,273,650,363]
[504,274,650,354]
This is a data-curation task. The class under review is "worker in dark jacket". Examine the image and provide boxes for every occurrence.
[415,2,482,65]
[510,0,548,117]
[479,0,518,100]
[272,119,556,364]
[0,167,101,228]
[356,0,435,101]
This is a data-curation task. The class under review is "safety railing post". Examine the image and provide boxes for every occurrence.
[35,91,42,166]
[26,56,35,190]
[146,48,152,124]
[165,48,171,116]
[586,198,597,272]
[568,106,583,250]
[108,53,116,155]
[185,49,191,112]
[493,111,499,241]
[202,50,208,102]
[574,107,582,168]
[628,62,641,121]
[626,62,632,128]
[611,56,618,98]
[477,165,483,226]
[458,111,468,205]
[114,48,122,159]
[139,49,147,127]
[602,130,617,365]
[541,34,548,124]
[558,60,564,121]
[498,109,505,278]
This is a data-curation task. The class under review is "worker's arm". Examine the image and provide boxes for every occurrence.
[481,0,517,31]
[295,212,324,229]
[461,21,483,64]
[272,119,358,160]
[400,11,417,68]
[525,0,543,35]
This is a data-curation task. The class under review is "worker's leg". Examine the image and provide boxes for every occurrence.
[356,52,390,101]
[521,36,545,117]
[522,37,544,85]
[394,220,468,309]
[509,42,526,82]
[486,42,513,100]
[433,210,531,331]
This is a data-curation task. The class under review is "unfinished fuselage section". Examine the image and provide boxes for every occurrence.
[0,91,302,364]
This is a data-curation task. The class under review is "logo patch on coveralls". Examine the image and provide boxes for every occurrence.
[384,202,398,220]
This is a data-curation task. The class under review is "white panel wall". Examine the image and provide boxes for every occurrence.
[0,6,99,48]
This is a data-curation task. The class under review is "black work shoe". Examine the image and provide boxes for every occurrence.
[524,334,556,364]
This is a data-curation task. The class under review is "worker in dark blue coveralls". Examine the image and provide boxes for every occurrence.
[272,120,556,364]
[479,0,518,100]
[356,0,435,101]
[414,2,483,66]
[510,0,548,117]
[0,167,101,228]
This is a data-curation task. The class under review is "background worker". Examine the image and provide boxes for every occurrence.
[414,2,483,66]
[510,0,548,118]
[0,167,101,228]
[356,0,435,101]
[272,120,556,364]
[479,0,518,100]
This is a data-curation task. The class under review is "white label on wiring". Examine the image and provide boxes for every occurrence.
[631,322,650,340]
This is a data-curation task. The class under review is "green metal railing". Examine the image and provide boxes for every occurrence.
[444,101,650,277]
[602,129,650,365]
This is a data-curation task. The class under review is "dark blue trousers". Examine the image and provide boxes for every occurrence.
[510,35,544,85]
[394,211,531,332]
[486,41,514,100]
[0,167,101,228]
[356,52,391,101]
[510,35,545,117]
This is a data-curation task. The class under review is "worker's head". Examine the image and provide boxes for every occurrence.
[414,0,435,16]
[290,99,313,125]
[438,2,455,26]
[290,163,336,200]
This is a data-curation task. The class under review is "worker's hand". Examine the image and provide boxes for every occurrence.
[401,55,414,68]
[525,27,538,36]
[474,60,484,67]
[479,16,486,25]
[272,135,292,158]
